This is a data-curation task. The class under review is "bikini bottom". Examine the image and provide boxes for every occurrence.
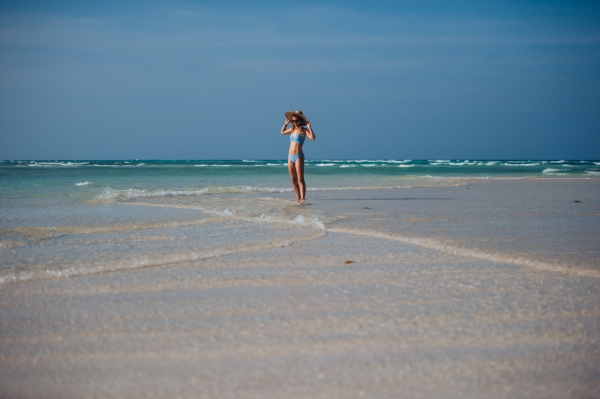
[288,154,305,163]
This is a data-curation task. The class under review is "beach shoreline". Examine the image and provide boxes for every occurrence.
[0,179,599,398]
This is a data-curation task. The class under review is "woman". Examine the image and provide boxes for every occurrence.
[281,110,316,201]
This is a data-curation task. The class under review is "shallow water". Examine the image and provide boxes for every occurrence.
[0,160,598,283]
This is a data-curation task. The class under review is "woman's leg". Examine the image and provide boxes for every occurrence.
[294,157,306,200]
[288,158,301,200]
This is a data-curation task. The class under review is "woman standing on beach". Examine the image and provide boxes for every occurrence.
[281,110,316,201]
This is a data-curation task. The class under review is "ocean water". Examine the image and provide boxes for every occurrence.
[1,159,599,283]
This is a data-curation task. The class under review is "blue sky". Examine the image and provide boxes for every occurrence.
[1,0,599,160]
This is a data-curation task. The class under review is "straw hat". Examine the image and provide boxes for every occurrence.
[285,110,308,126]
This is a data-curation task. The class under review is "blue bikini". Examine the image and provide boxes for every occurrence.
[288,131,305,163]
[288,154,304,163]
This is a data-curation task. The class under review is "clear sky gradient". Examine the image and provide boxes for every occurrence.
[1,0,599,160]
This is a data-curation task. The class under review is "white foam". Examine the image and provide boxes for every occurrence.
[95,187,210,200]
[76,181,92,186]
[503,163,540,166]
[586,170,600,175]
[243,186,294,193]
[96,187,120,200]
[361,164,377,167]
[340,165,357,168]
[216,209,233,216]
[40,162,61,166]
[542,168,561,173]
[312,217,324,229]
[315,163,335,166]
[328,227,600,278]
[424,175,444,181]
[398,164,415,167]
[472,176,526,180]
[551,160,565,163]
[0,225,327,284]
[92,164,133,167]
[293,215,305,224]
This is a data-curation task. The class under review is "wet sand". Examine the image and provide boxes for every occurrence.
[1,179,599,398]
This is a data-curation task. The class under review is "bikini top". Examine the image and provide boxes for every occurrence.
[290,130,305,144]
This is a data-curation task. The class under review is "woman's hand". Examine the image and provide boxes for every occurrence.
[305,121,315,140]
[281,119,291,134]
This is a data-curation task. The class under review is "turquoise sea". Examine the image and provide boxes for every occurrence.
[1,159,599,284]
[2,159,599,200]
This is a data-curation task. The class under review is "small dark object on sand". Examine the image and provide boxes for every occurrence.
[466,188,470,189]
[345,260,352,264]
[573,200,581,203]
[363,207,371,209]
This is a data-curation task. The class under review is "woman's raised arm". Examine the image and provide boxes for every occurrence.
[281,120,293,135]
[305,121,316,140]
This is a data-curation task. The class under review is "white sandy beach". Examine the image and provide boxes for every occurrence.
[1,179,599,398]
